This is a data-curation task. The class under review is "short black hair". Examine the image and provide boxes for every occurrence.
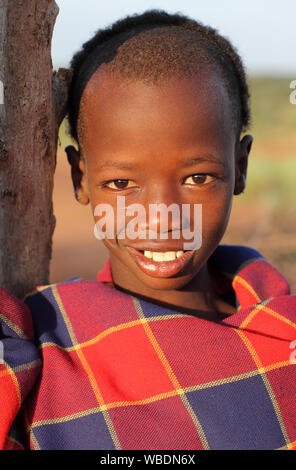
[67,9,251,144]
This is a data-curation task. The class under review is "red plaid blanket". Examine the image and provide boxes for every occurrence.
[0,244,295,450]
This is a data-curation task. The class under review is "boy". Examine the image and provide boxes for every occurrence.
[0,10,295,450]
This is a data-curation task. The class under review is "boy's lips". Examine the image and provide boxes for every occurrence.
[125,245,195,278]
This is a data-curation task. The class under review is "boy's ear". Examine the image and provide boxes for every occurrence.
[65,145,89,205]
[233,134,253,195]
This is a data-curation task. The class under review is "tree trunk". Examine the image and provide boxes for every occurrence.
[0,0,71,298]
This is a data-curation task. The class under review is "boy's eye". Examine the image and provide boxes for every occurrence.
[104,179,136,190]
[102,175,215,189]
[183,174,215,185]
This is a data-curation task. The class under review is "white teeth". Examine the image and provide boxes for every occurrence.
[143,250,185,261]
[152,252,164,262]
[163,251,176,261]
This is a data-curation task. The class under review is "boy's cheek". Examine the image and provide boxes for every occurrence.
[201,196,233,242]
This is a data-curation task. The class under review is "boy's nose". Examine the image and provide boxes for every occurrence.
[137,184,184,237]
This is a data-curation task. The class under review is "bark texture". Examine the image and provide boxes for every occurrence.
[0,0,71,298]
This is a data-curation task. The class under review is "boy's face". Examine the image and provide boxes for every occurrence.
[68,69,252,294]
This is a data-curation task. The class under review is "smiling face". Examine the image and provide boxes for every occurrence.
[68,68,252,299]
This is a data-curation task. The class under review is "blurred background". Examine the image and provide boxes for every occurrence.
[50,0,296,293]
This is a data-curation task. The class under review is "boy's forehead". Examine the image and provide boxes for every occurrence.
[77,67,234,152]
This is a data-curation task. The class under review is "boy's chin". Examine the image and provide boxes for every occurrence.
[130,268,198,292]
[118,253,206,294]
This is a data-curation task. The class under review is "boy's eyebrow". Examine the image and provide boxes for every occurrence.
[95,155,225,171]
[181,155,225,167]
[95,160,137,171]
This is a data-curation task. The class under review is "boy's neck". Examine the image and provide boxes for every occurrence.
[110,258,236,321]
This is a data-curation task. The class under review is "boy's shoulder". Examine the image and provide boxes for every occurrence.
[211,244,291,294]
[211,244,265,272]
[211,244,293,311]
[23,274,115,315]
[23,274,112,303]
[22,274,134,345]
